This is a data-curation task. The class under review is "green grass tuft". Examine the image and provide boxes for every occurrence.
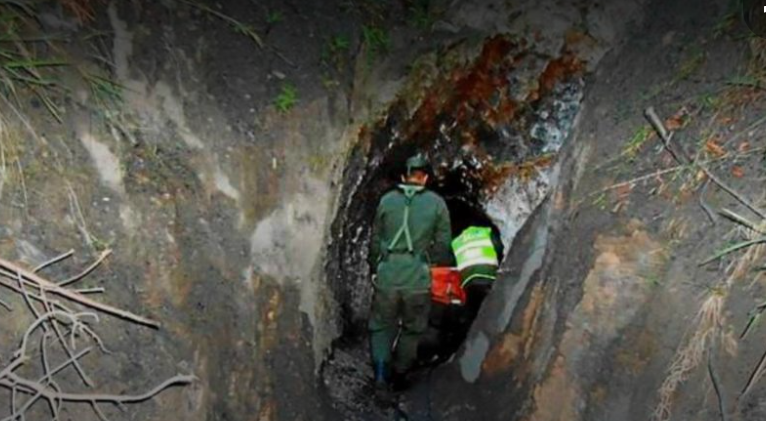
[274,83,298,113]
[179,0,263,48]
[362,25,389,65]
[622,125,654,161]
[407,0,435,30]
[266,10,283,25]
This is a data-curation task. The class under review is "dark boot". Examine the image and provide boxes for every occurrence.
[391,371,412,393]
[372,360,394,405]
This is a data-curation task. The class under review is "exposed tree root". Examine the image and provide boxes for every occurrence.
[0,250,194,421]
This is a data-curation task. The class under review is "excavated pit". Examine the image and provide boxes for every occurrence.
[321,35,587,419]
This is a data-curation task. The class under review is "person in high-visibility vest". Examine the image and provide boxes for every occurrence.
[368,154,452,393]
[451,226,501,321]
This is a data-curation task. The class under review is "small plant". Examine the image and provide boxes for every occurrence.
[591,192,608,210]
[726,74,765,90]
[266,9,283,25]
[408,0,435,30]
[329,35,350,53]
[362,25,390,64]
[322,34,351,70]
[675,48,705,82]
[179,0,263,47]
[644,274,662,287]
[83,72,124,105]
[639,82,668,103]
[0,3,70,121]
[274,83,298,113]
[321,74,341,90]
[621,125,654,161]
[698,92,722,111]
[712,7,739,39]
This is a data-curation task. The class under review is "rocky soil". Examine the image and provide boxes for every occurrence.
[0,0,765,420]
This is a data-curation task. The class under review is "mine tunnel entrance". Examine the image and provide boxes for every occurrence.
[322,151,506,418]
[321,35,585,419]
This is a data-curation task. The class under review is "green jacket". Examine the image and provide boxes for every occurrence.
[370,184,452,291]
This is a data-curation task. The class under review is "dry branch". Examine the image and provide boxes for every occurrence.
[719,209,766,234]
[740,347,766,398]
[34,249,74,273]
[4,374,196,404]
[708,351,728,421]
[0,257,159,328]
[58,249,112,287]
[0,249,193,421]
[645,106,766,219]
[590,147,765,198]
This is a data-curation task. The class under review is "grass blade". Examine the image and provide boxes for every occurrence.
[719,208,766,234]
[740,347,766,398]
[741,302,766,339]
[699,238,766,266]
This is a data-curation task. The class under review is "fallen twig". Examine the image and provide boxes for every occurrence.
[592,164,692,196]
[719,208,766,234]
[0,257,159,328]
[645,107,766,220]
[0,247,194,421]
[58,248,112,287]
[34,249,74,273]
[590,147,765,197]
[699,181,717,225]
[740,346,766,398]
[3,374,197,404]
[701,169,766,220]
[76,287,105,294]
[721,113,766,147]
[707,351,728,421]
[4,347,93,421]
[740,301,766,339]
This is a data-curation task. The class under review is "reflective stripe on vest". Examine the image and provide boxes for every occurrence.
[451,226,498,271]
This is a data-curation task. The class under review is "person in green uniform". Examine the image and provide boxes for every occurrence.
[452,226,501,322]
[368,153,452,391]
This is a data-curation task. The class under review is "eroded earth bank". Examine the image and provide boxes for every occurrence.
[1,0,766,420]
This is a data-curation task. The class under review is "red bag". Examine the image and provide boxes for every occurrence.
[430,267,466,305]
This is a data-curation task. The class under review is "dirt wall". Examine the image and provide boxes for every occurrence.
[2,0,764,420]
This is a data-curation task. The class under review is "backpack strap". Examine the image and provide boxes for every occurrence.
[386,185,423,253]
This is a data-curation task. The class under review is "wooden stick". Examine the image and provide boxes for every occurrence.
[645,107,766,220]
[0,275,75,314]
[0,258,159,329]
[699,181,717,225]
[740,346,766,398]
[708,351,728,421]
[590,147,766,197]
[591,164,692,196]
[34,249,74,273]
[75,287,105,295]
[58,249,112,287]
[2,374,196,404]
[1,348,93,421]
[719,208,766,234]
[39,290,96,387]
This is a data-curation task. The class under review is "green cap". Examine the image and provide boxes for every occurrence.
[405,153,429,175]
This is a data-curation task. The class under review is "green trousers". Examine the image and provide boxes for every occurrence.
[369,288,431,376]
